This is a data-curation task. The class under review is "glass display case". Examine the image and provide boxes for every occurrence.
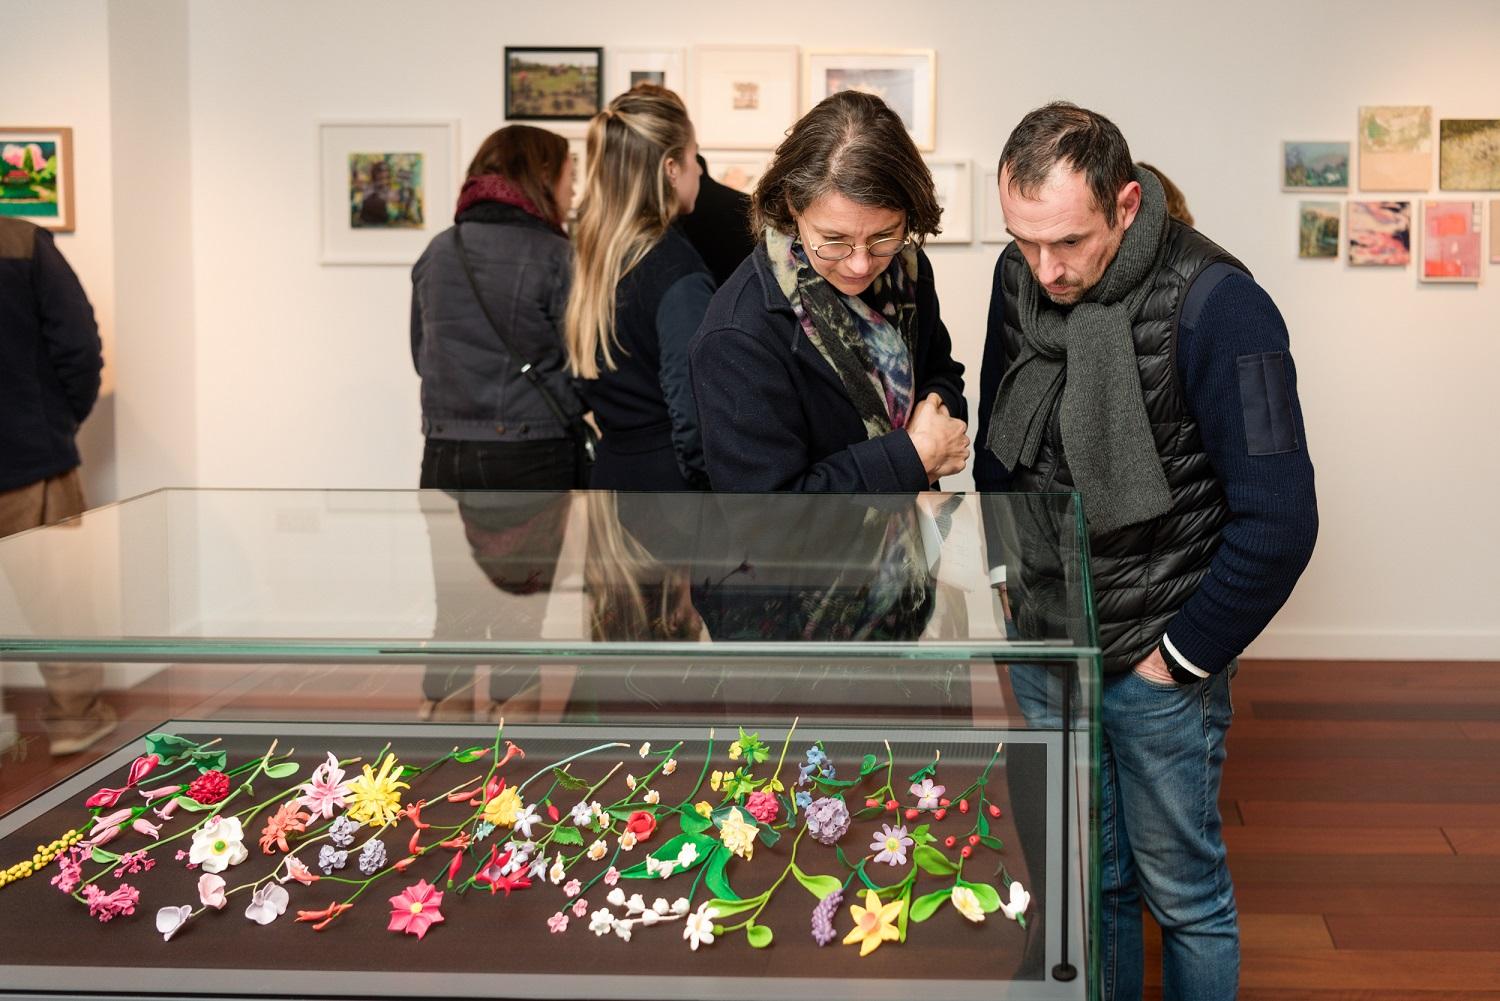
[0,489,1101,1000]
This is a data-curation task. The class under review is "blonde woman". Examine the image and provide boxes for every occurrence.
[565,88,713,491]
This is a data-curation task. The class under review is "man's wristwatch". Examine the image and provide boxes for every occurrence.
[1158,640,1204,686]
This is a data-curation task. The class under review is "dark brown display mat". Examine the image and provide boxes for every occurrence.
[0,720,1079,1000]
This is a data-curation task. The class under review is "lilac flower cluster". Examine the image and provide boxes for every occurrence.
[317,844,348,874]
[328,815,360,847]
[810,889,843,946]
[357,838,387,875]
[803,796,851,845]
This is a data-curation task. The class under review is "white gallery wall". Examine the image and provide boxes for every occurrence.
[4,0,1499,659]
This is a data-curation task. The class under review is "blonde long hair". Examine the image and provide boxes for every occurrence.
[565,88,694,378]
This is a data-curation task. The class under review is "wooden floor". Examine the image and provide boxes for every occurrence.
[3,658,1497,999]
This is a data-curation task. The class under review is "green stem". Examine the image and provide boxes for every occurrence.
[722,826,805,932]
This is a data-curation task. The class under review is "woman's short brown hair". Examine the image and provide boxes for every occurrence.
[466,124,570,226]
[751,90,941,242]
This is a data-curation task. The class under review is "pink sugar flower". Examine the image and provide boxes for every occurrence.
[387,879,445,940]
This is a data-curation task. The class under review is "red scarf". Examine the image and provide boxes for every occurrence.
[454,175,560,231]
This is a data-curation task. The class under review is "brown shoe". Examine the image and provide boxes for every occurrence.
[48,702,118,757]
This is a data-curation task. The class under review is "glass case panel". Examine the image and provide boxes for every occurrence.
[0,489,1100,1000]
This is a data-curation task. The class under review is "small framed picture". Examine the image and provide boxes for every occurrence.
[1297,201,1341,260]
[1347,200,1411,267]
[0,126,75,232]
[606,48,685,103]
[504,47,604,121]
[979,168,1011,243]
[1282,141,1350,192]
[319,120,458,266]
[690,45,799,150]
[566,136,587,223]
[1420,200,1482,283]
[925,159,972,244]
[700,150,772,195]
[803,49,936,151]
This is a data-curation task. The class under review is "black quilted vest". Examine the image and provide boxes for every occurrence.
[997,220,1247,673]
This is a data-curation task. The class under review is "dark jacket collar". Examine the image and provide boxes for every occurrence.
[455,201,562,236]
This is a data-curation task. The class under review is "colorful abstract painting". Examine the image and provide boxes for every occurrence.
[1298,201,1341,259]
[1283,141,1349,191]
[1438,119,1500,190]
[1347,201,1411,266]
[0,127,73,231]
[1420,200,1482,283]
[1358,106,1432,191]
[347,152,424,228]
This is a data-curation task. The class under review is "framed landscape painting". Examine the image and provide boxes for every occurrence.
[1358,105,1432,191]
[691,45,799,150]
[1298,201,1341,259]
[1420,200,1482,283]
[803,50,936,151]
[0,126,74,232]
[319,121,457,265]
[505,47,603,121]
[1282,141,1349,192]
[1438,119,1500,191]
[606,48,685,103]
[1347,201,1411,267]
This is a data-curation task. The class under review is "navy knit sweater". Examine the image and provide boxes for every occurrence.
[976,269,1318,674]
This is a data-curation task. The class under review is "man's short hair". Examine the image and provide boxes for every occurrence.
[999,102,1134,227]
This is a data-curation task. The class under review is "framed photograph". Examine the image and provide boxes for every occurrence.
[980,168,1011,243]
[1420,200,1482,283]
[690,45,799,150]
[925,158,972,244]
[504,47,603,121]
[700,150,772,195]
[1358,105,1432,191]
[1297,201,1341,260]
[1282,141,1349,192]
[318,120,458,266]
[1438,119,1500,191]
[606,48,685,103]
[1347,201,1411,267]
[0,126,74,232]
[803,50,936,151]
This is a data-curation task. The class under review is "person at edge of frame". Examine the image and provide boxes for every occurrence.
[976,102,1318,1001]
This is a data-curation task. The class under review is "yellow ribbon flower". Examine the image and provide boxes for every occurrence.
[843,889,903,956]
[345,754,409,827]
[482,786,522,828]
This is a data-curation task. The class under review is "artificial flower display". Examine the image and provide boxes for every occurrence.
[188,816,248,874]
[387,880,444,940]
[842,889,903,956]
[345,754,409,827]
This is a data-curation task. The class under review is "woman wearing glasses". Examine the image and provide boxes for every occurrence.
[690,90,969,492]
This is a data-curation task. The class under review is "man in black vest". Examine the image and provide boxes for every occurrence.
[976,103,1318,1001]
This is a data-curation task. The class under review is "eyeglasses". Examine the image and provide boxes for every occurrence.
[806,236,910,262]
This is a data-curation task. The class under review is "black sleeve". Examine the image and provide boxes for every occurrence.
[656,271,716,486]
[691,326,928,493]
[32,230,101,423]
[912,251,966,421]
[974,251,1014,493]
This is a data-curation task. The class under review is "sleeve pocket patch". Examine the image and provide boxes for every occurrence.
[1237,352,1300,456]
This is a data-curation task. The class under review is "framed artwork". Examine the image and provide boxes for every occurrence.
[700,150,772,195]
[690,45,799,150]
[1438,119,1500,190]
[318,121,458,266]
[0,126,74,232]
[925,159,972,244]
[980,168,1011,243]
[1282,141,1349,192]
[1358,105,1432,191]
[606,48,685,103]
[1347,201,1411,267]
[803,49,936,151]
[566,136,587,223]
[1491,200,1500,265]
[1420,200,1482,283]
[1297,201,1341,259]
[504,47,603,121]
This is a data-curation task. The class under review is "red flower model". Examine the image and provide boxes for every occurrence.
[624,810,657,842]
[187,770,231,805]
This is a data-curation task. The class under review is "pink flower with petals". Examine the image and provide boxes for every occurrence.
[547,911,569,933]
[50,848,84,894]
[133,818,161,839]
[198,873,227,909]
[90,808,133,834]
[85,786,128,809]
[83,882,140,922]
[563,878,582,898]
[296,752,353,819]
[745,790,780,824]
[139,783,181,802]
[387,879,445,940]
[282,856,318,885]
[571,897,589,918]
[603,866,620,886]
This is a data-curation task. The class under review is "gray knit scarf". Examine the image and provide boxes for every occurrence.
[987,166,1172,534]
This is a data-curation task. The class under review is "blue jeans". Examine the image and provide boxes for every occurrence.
[1101,664,1239,1001]
[1007,662,1239,1001]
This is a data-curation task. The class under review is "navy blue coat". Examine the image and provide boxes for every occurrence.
[689,243,965,493]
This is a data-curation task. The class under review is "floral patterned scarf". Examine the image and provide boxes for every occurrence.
[765,228,918,438]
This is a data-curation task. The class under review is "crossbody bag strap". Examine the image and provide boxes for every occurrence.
[452,222,576,431]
